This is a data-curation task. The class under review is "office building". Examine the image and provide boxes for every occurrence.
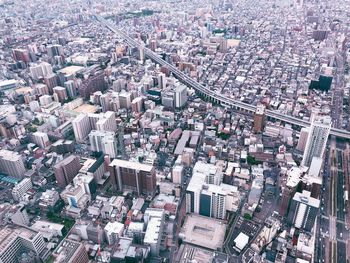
[89,130,118,158]
[301,115,331,167]
[72,114,91,142]
[0,149,26,179]
[44,73,59,93]
[287,190,320,231]
[53,238,89,263]
[253,104,265,133]
[54,155,81,187]
[109,159,157,196]
[131,97,144,113]
[0,226,46,263]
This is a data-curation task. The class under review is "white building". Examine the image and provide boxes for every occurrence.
[89,130,117,158]
[104,222,124,245]
[143,208,165,256]
[32,131,50,148]
[72,114,91,142]
[12,178,32,202]
[175,85,187,108]
[301,115,331,167]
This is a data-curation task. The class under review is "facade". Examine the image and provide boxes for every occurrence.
[301,115,331,167]
[287,190,320,231]
[109,159,156,196]
[54,155,81,187]
[296,127,309,152]
[12,178,32,202]
[0,149,26,179]
[89,130,118,158]
[0,227,46,263]
[31,131,50,148]
[72,114,91,142]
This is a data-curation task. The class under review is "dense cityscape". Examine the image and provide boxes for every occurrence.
[0,0,349,262]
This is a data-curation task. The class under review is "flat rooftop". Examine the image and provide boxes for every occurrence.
[74,104,97,114]
[58,65,84,75]
[180,214,227,250]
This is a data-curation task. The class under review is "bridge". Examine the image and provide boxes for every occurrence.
[94,14,350,140]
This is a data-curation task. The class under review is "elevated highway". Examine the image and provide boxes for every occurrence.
[94,14,350,140]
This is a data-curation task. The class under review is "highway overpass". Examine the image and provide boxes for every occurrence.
[94,14,350,140]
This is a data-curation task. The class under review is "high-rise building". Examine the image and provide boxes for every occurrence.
[64,80,77,98]
[0,149,26,179]
[89,130,118,158]
[47,44,64,58]
[296,127,309,152]
[79,70,106,99]
[131,97,143,113]
[53,86,68,102]
[175,85,188,108]
[119,91,132,109]
[0,226,46,263]
[31,131,50,148]
[109,159,156,195]
[54,155,81,187]
[34,83,50,95]
[39,94,53,106]
[253,104,265,133]
[301,115,331,167]
[72,114,91,142]
[53,238,89,263]
[158,73,166,89]
[29,62,53,80]
[287,190,320,231]
[12,178,32,202]
[12,49,30,63]
[95,111,116,132]
[44,73,59,93]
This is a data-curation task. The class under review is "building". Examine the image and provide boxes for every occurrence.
[185,163,239,220]
[12,178,32,202]
[253,104,265,133]
[47,44,64,58]
[109,159,156,196]
[0,149,26,179]
[29,62,53,80]
[53,86,68,102]
[53,238,89,263]
[0,226,46,263]
[172,165,184,184]
[301,115,331,167]
[297,127,309,152]
[287,190,320,231]
[174,85,188,108]
[143,209,165,256]
[12,49,30,63]
[72,114,91,142]
[104,222,124,245]
[54,155,81,187]
[89,130,118,158]
[119,91,132,109]
[31,131,50,148]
